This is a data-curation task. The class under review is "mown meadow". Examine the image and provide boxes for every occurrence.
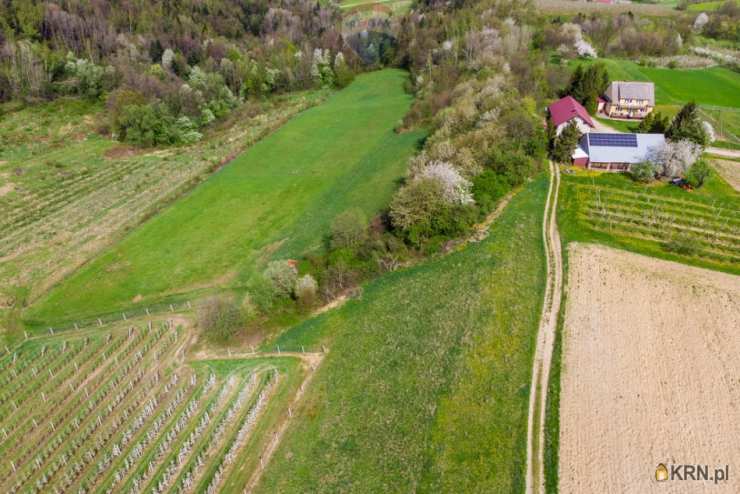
[571,58,740,142]
[256,175,548,493]
[0,91,323,336]
[24,69,424,329]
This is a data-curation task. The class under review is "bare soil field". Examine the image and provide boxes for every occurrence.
[712,158,740,191]
[559,243,740,493]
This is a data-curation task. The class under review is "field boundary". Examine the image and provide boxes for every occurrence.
[526,162,563,494]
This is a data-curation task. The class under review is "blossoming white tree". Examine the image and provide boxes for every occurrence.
[647,139,704,178]
[416,161,474,205]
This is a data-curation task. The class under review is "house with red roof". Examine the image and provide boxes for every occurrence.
[548,96,595,136]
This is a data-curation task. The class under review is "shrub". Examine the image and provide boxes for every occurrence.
[107,89,147,130]
[416,161,474,205]
[637,112,670,134]
[197,296,244,342]
[472,170,510,212]
[333,53,355,88]
[662,233,698,256]
[115,103,179,147]
[666,102,708,146]
[489,148,537,187]
[647,139,703,178]
[331,209,368,250]
[389,177,447,237]
[295,274,319,307]
[62,54,114,99]
[264,260,298,298]
[685,160,711,188]
[630,162,657,183]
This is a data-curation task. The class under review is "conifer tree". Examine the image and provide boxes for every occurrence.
[666,102,707,145]
[552,121,581,163]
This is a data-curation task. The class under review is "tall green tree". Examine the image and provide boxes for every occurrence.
[666,102,707,145]
[564,62,609,113]
[552,121,581,163]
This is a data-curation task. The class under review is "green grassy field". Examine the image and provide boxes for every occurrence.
[0,91,322,336]
[572,58,740,142]
[687,1,725,11]
[24,69,423,328]
[255,175,548,493]
[572,58,740,108]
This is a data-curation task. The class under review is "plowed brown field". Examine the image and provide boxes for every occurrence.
[559,243,740,493]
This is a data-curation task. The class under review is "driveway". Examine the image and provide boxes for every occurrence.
[706,147,740,159]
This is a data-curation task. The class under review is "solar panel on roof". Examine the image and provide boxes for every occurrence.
[589,133,638,148]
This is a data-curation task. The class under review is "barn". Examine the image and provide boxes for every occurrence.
[548,96,595,136]
[573,132,666,171]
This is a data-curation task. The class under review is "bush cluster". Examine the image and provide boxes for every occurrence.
[197,296,244,342]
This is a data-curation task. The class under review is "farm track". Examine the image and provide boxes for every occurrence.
[526,162,563,494]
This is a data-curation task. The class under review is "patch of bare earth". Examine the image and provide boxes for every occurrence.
[559,243,740,493]
[0,182,14,197]
[712,159,740,191]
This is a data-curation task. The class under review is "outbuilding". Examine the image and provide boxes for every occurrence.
[574,132,666,171]
[548,96,595,136]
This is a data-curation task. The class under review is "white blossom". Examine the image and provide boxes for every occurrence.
[162,49,175,70]
[647,140,703,178]
[693,12,709,32]
[416,161,474,205]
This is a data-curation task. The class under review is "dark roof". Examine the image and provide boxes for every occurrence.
[605,81,655,106]
[548,96,595,128]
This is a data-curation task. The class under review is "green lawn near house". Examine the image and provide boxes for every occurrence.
[24,69,423,328]
[255,175,548,493]
[571,58,740,141]
[571,58,740,108]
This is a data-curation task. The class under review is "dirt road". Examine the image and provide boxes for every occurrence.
[526,161,564,494]
[707,147,740,159]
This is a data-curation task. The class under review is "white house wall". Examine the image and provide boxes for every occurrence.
[556,117,592,136]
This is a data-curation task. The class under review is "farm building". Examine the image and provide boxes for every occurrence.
[599,81,655,119]
[572,132,665,171]
[548,96,595,136]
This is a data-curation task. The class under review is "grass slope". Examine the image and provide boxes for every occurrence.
[256,175,548,493]
[25,69,422,327]
[572,58,740,142]
[572,58,740,108]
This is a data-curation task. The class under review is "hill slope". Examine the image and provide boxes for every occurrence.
[256,175,548,493]
[25,69,423,327]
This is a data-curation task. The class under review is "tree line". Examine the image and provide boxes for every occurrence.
[0,0,355,145]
